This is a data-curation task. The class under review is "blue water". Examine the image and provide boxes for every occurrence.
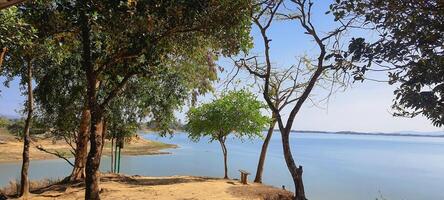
[1,132,444,200]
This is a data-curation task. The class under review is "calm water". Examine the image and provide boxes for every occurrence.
[1,132,444,200]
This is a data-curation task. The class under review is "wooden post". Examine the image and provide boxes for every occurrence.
[110,137,114,173]
[116,137,124,173]
[239,170,250,185]
[117,146,121,173]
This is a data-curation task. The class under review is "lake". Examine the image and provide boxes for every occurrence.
[1,132,444,200]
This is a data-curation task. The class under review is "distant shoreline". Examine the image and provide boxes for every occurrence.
[288,130,444,138]
[0,131,176,163]
[141,128,444,138]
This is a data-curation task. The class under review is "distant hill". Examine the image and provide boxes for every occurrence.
[0,114,21,120]
[287,130,444,138]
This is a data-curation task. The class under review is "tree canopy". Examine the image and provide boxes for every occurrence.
[331,0,444,127]
[186,90,268,142]
[17,1,257,198]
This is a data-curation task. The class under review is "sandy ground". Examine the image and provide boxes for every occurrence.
[0,130,176,163]
[20,174,293,200]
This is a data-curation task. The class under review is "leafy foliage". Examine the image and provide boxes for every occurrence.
[331,0,444,126]
[186,90,269,142]
[0,6,39,86]
[6,117,46,137]
[0,117,11,128]
[24,0,255,142]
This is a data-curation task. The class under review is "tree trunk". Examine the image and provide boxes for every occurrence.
[281,131,306,200]
[70,106,90,181]
[20,60,33,198]
[85,111,104,200]
[100,119,107,154]
[254,118,277,183]
[78,0,104,198]
[218,139,228,179]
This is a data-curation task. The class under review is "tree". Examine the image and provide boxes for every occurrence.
[33,38,220,180]
[331,0,444,127]
[245,62,311,184]
[0,6,44,198]
[23,0,253,198]
[236,1,355,199]
[75,1,253,198]
[186,90,269,179]
[32,29,89,181]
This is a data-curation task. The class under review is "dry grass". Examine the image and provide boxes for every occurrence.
[0,128,15,142]
[0,178,61,198]
[227,184,293,200]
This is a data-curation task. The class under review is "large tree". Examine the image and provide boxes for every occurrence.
[78,2,253,198]
[186,90,268,179]
[331,0,444,127]
[236,1,355,199]
[24,0,254,198]
[33,29,221,181]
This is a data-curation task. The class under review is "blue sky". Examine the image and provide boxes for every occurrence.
[0,1,442,133]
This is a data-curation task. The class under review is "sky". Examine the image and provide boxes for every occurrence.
[0,1,442,133]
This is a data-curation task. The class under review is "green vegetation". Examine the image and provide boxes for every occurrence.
[186,90,268,179]
[1,0,255,198]
[331,0,444,127]
[0,0,441,200]
[0,117,11,128]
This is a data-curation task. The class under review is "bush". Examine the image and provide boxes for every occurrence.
[0,117,11,128]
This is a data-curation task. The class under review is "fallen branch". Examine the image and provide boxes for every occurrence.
[35,144,74,167]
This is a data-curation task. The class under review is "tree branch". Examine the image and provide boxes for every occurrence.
[0,0,26,10]
[35,145,74,167]
[234,56,266,78]
[100,72,136,108]
[0,47,7,70]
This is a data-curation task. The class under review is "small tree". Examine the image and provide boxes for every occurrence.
[186,90,269,179]
[0,6,47,197]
